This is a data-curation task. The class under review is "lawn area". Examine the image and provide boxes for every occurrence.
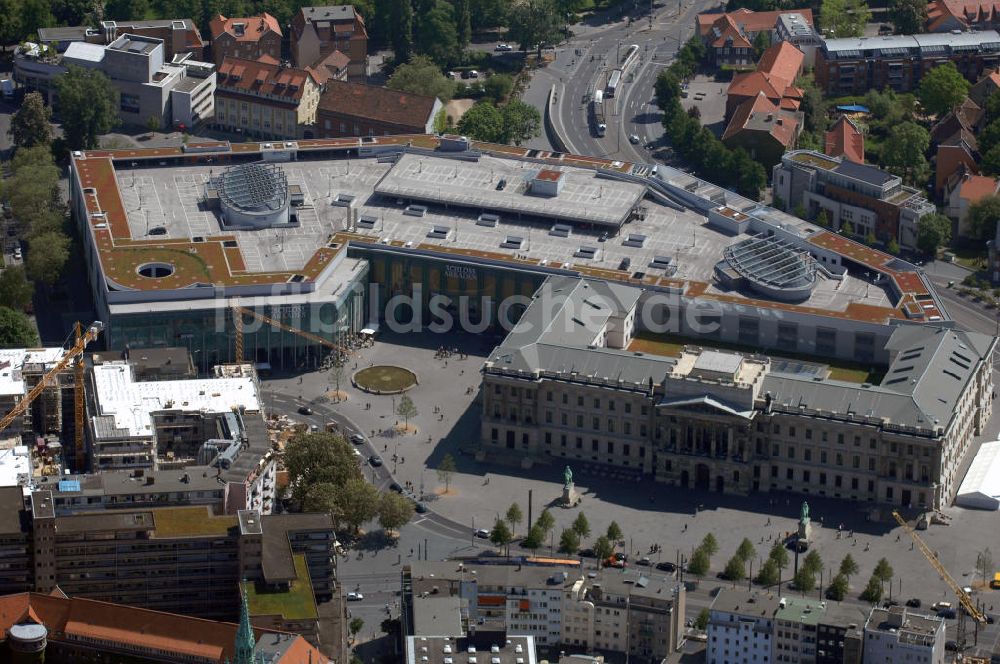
[627,333,883,385]
[949,245,987,271]
[152,506,238,537]
[246,554,318,620]
[354,365,417,392]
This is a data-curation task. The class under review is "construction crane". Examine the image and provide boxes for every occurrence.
[892,510,986,650]
[230,305,350,365]
[0,321,104,468]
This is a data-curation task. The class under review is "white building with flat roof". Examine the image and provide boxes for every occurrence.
[863,606,945,664]
[707,589,780,664]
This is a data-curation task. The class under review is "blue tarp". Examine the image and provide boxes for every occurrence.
[836,104,870,113]
[58,480,81,492]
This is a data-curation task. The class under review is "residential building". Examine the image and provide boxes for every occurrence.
[815,31,1000,95]
[214,56,324,139]
[13,34,215,130]
[944,170,1000,236]
[725,41,805,121]
[931,98,985,198]
[816,603,866,664]
[316,80,442,138]
[404,634,538,664]
[969,68,1000,105]
[707,589,780,664]
[37,18,205,60]
[927,0,1000,32]
[308,49,350,84]
[824,115,864,163]
[209,13,282,68]
[0,486,340,653]
[772,149,937,248]
[863,606,946,664]
[696,8,814,66]
[774,13,822,66]
[291,5,369,78]
[401,561,685,658]
[0,590,329,663]
[84,358,278,515]
[722,93,802,169]
[481,273,994,509]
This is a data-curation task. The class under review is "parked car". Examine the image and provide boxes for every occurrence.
[390,482,403,493]
[496,178,507,191]
[347,592,364,601]
[495,43,513,51]
[628,134,640,144]
[938,609,957,620]
[297,406,313,415]
[368,455,383,467]
[656,561,677,572]
[618,257,631,271]
[637,557,652,567]
[599,232,609,242]
[350,433,365,445]
[578,548,595,558]
[905,598,922,608]
[475,528,491,539]
[415,502,428,513]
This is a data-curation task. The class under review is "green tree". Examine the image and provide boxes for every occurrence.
[378,491,414,534]
[145,115,161,133]
[842,220,855,236]
[700,533,719,558]
[606,521,623,543]
[349,617,364,641]
[874,558,894,583]
[918,62,971,116]
[332,478,381,533]
[500,100,541,146]
[54,66,119,150]
[820,0,871,37]
[827,573,849,601]
[736,538,756,563]
[915,212,951,254]
[892,0,928,34]
[558,527,581,554]
[536,509,555,534]
[522,524,544,550]
[839,554,860,580]
[978,121,1000,156]
[688,548,710,576]
[453,0,472,48]
[389,0,414,63]
[507,0,564,57]
[977,548,993,586]
[8,92,52,149]
[483,74,513,103]
[24,231,70,285]
[505,502,523,536]
[436,453,456,491]
[769,541,790,570]
[0,267,34,312]
[887,238,900,254]
[490,517,513,555]
[881,121,930,185]
[755,559,780,586]
[302,481,341,518]
[982,144,1000,177]
[0,307,38,347]
[388,55,456,101]
[695,607,711,630]
[593,535,614,564]
[414,0,459,66]
[865,231,877,246]
[283,432,360,502]
[433,107,449,133]
[457,102,505,143]
[396,394,417,427]
[723,554,746,581]
[802,550,823,575]
[752,30,771,58]
[571,512,590,538]
[654,70,682,110]
[470,0,507,29]
[7,146,62,235]
[861,574,883,603]
[793,567,816,592]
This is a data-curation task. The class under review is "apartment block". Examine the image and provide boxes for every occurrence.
[316,80,442,138]
[209,14,282,68]
[772,150,936,249]
[214,57,324,139]
[402,561,684,658]
[696,8,815,66]
[708,590,779,664]
[291,5,369,78]
[815,32,1000,95]
[38,18,206,60]
[927,0,1000,32]
[863,606,946,664]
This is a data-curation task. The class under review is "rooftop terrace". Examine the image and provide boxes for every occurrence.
[246,554,318,620]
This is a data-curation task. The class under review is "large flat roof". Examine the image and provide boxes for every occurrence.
[71,135,941,326]
[0,348,65,397]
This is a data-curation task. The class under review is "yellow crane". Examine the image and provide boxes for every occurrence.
[0,321,104,468]
[230,305,350,364]
[892,510,985,649]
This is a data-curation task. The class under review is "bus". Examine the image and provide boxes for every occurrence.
[605,69,623,98]
[591,89,606,137]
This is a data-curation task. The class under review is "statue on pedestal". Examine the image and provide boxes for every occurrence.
[561,465,580,508]
[798,500,812,542]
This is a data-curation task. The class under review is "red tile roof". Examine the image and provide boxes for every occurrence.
[825,115,865,163]
[217,57,318,104]
[708,14,753,48]
[317,80,438,130]
[959,174,1000,202]
[723,93,800,147]
[755,41,804,92]
[210,13,282,41]
[927,0,1000,30]
[0,592,326,663]
[307,49,350,85]
[698,8,814,35]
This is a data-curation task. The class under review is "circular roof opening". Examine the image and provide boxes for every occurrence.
[137,262,175,279]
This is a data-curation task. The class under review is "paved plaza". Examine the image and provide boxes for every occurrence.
[263,330,1000,621]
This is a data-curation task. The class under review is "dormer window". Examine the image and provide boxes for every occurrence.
[233,22,246,37]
